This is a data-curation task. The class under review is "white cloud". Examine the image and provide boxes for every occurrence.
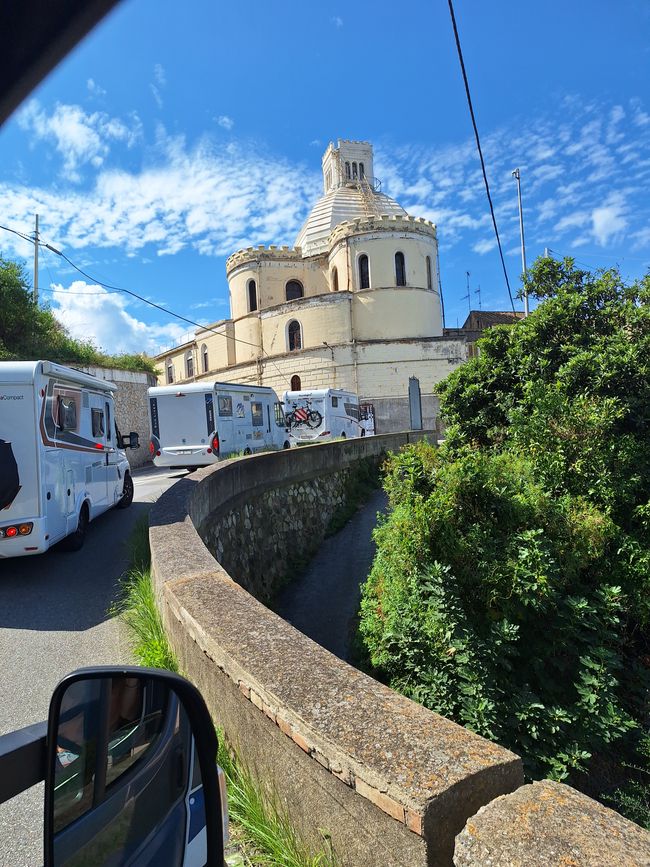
[473,238,496,255]
[86,78,106,97]
[592,195,627,245]
[151,64,167,109]
[216,115,234,131]
[17,100,140,181]
[48,280,187,354]
[331,16,343,28]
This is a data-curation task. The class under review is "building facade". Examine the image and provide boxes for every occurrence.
[155,140,472,432]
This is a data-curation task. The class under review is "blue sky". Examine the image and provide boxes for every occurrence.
[0,0,649,353]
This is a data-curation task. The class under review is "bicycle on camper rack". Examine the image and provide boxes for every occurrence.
[285,399,323,430]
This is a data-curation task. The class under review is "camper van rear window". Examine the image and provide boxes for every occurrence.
[218,396,232,417]
[251,402,263,427]
[344,402,360,421]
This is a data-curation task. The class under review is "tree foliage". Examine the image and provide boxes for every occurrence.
[0,257,157,373]
[360,259,650,795]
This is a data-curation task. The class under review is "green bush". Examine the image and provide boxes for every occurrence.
[360,259,650,796]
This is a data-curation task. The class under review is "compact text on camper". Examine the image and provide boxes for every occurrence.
[148,381,290,470]
[0,361,139,558]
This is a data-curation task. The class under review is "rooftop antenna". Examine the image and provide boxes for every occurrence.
[461,270,471,314]
[474,283,482,310]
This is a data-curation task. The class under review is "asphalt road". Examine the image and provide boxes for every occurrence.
[0,466,184,867]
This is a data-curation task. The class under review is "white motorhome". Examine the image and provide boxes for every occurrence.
[0,361,139,559]
[283,388,363,443]
[148,381,290,469]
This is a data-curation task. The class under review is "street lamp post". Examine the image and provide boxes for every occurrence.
[511,168,529,317]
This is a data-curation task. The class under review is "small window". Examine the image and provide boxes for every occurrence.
[201,344,208,373]
[286,280,303,301]
[332,396,339,407]
[166,361,173,384]
[426,255,433,290]
[359,162,365,179]
[345,161,351,179]
[218,395,233,416]
[251,402,264,427]
[359,254,370,290]
[352,161,358,179]
[55,393,79,432]
[248,279,258,312]
[105,402,111,442]
[185,351,194,379]
[91,409,105,438]
[331,267,339,292]
[274,402,286,427]
[288,320,302,351]
[395,251,406,286]
[291,374,301,391]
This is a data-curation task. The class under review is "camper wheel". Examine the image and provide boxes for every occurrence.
[243,447,252,456]
[61,502,89,552]
[283,440,290,450]
[340,432,346,439]
[116,472,134,509]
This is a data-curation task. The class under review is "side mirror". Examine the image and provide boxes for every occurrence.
[119,432,140,450]
[44,667,227,867]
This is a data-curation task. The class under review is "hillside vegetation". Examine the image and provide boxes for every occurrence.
[0,257,157,374]
[359,258,650,819]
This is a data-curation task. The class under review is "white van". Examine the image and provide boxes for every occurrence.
[283,388,363,443]
[0,361,139,559]
[148,381,290,469]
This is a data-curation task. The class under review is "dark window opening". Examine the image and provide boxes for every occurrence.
[359,162,365,179]
[91,409,105,438]
[332,267,339,292]
[285,280,303,301]
[186,353,194,379]
[345,161,351,179]
[288,321,302,351]
[166,363,173,384]
[352,161,358,179]
[290,374,301,391]
[251,402,263,426]
[201,345,208,373]
[395,252,406,286]
[426,256,432,290]
[248,279,258,312]
[359,254,370,289]
[218,395,233,416]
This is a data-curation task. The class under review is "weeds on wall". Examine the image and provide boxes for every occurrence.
[115,518,337,866]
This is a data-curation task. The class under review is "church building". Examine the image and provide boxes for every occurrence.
[154,139,474,432]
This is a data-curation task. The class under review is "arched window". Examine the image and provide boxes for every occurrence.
[426,256,432,290]
[287,320,302,352]
[345,161,351,179]
[359,162,365,179]
[248,279,258,312]
[331,266,339,292]
[286,280,304,301]
[291,374,301,391]
[395,251,406,286]
[358,254,370,290]
[185,350,194,379]
[352,161,358,179]
[166,361,174,384]
[201,344,208,373]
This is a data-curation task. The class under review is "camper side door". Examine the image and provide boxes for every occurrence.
[86,393,110,513]
[215,393,234,457]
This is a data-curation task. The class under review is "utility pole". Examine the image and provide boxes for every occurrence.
[33,214,39,304]
[511,169,529,317]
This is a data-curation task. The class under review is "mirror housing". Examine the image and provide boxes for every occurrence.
[44,667,226,867]
[119,431,140,450]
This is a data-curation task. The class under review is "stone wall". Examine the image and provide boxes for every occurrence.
[148,435,650,866]
[149,434,523,867]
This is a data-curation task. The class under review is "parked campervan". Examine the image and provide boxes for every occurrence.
[0,361,139,559]
[283,388,363,443]
[148,381,290,470]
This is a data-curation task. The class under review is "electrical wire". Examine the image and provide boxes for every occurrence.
[0,222,289,379]
[446,0,516,313]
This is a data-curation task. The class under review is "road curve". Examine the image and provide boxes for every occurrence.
[0,467,183,867]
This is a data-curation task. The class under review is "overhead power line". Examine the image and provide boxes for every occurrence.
[446,0,516,313]
[0,222,289,379]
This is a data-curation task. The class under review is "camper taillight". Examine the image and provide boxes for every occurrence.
[1,522,33,539]
[211,434,220,455]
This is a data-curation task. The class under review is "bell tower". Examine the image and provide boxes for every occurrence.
[321,140,374,193]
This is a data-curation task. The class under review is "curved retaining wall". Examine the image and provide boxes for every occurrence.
[149,434,650,865]
[149,433,523,866]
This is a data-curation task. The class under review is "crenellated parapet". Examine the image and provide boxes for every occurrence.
[226,244,303,274]
[329,214,437,247]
